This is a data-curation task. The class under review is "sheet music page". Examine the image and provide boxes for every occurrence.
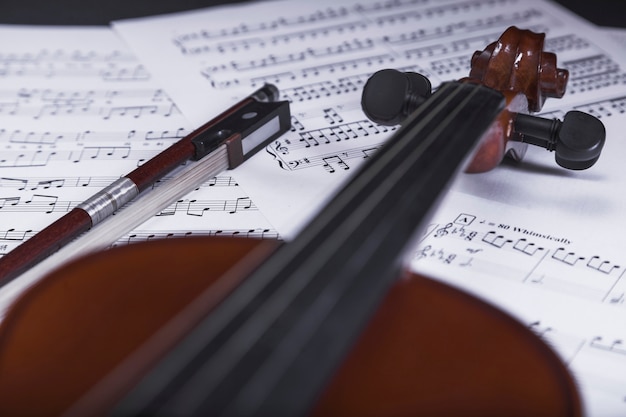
[0,25,277,311]
[114,1,626,415]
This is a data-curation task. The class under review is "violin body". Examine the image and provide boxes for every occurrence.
[0,237,580,416]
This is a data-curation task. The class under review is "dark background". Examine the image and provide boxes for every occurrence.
[0,0,623,28]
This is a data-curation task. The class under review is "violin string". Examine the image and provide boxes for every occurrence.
[217,84,482,413]
[219,84,501,415]
[111,82,505,416]
[122,82,482,410]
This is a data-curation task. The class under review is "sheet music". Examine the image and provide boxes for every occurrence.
[0,25,277,310]
[113,1,626,415]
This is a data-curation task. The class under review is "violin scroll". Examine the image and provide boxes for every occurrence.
[361,26,605,172]
[468,26,569,112]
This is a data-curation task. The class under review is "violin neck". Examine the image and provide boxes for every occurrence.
[113,82,505,416]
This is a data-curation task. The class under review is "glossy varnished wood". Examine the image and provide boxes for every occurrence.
[313,272,581,417]
[0,237,274,415]
[0,237,580,416]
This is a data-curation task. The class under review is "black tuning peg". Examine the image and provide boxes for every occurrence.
[361,69,432,126]
[513,111,605,170]
[361,68,605,170]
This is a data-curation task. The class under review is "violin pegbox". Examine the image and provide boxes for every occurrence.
[360,26,605,172]
[468,26,569,113]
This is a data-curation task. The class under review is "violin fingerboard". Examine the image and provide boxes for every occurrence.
[112,82,506,417]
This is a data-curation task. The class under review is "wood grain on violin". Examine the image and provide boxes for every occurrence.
[0,27,586,416]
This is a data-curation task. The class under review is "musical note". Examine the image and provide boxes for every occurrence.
[0,47,150,82]
[590,336,626,356]
[200,176,238,188]
[0,177,28,190]
[269,120,394,155]
[116,228,279,246]
[0,197,20,210]
[101,64,150,81]
[360,147,377,159]
[301,54,396,79]
[0,229,35,242]
[144,127,188,141]
[0,150,56,168]
[564,55,622,97]
[101,103,177,119]
[552,247,585,266]
[0,102,18,115]
[403,34,494,60]
[72,146,131,162]
[607,292,625,305]
[156,197,257,217]
[529,321,553,338]
[17,194,61,214]
[273,143,382,172]
[323,107,344,125]
[172,4,353,51]
[482,231,513,248]
[513,238,545,256]
[587,255,621,275]
[7,129,78,144]
[1,129,180,145]
[34,179,66,190]
[230,51,307,71]
[208,53,399,89]
[227,197,253,214]
[0,174,235,192]
[574,96,626,119]
[0,87,180,120]
[322,155,349,173]
[1,176,95,189]
[279,76,368,102]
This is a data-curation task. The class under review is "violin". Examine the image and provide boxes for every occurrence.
[0,27,598,416]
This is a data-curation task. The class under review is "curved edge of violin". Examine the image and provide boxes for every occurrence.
[0,236,582,417]
[0,236,278,416]
[313,273,582,417]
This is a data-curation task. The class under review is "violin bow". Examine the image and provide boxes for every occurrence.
[0,84,291,286]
